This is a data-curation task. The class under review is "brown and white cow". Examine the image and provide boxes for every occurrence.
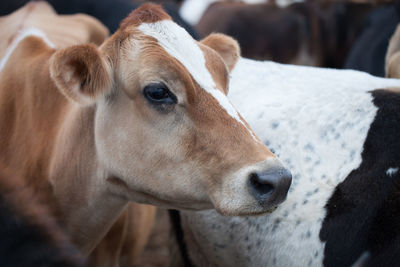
[0,1,291,258]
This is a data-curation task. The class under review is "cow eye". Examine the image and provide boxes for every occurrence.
[143,83,177,106]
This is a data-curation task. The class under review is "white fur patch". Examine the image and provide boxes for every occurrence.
[0,28,55,72]
[386,167,399,177]
[137,20,259,141]
[181,58,400,266]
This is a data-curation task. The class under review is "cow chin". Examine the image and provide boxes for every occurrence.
[130,188,276,216]
[208,183,277,216]
[107,175,214,210]
[214,203,279,217]
[211,195,277,217]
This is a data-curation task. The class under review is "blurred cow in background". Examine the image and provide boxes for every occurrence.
[196,1,318,65]
[344,2,400,76]
[179,0,400,73]
[191,0,378,67]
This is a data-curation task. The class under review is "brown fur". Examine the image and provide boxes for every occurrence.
[0,1,108,60]
[196,2,311,64]
[89,204,156,267]
[201,33,240,72]
[196,1,376,68]
[120,3,171,29]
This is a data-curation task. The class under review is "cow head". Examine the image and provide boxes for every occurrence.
[49,4,291,216]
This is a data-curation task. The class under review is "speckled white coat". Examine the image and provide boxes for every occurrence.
[180,58,400,267]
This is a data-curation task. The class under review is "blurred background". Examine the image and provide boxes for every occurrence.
[1,0,399,266]
[1,0,399,77]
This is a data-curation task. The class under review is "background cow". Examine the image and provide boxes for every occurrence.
[174,58,400,267]
[193,1,380,67]
[181,0,400,74]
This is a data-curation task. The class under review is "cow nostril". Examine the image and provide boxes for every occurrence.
[248,168,292,208]
[249,172,275,195]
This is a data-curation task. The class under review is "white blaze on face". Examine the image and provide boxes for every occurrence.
[137,20,259,141]
[0,27,55,72]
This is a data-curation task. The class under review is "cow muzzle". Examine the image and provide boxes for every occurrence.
[210,158,292,216]
[248,166,292,209]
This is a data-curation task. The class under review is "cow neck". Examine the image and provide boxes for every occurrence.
[0,36,128,254]
[0,38,64,211]
[49,102,129,254]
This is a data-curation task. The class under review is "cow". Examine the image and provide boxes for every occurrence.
[193,1,375,68]
[0,3,156,266]
[175,58,400,267]
[196,1,316,65]
[0,1,291,264]
[0,165,85,267]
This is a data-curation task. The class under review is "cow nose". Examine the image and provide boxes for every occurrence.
[248,167,292,208]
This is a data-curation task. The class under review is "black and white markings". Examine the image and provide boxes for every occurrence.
[179,59,400,267]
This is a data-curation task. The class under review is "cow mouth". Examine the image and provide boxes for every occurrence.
[133,190,213,210]
[239,206,279,216]
[107,176,213,210]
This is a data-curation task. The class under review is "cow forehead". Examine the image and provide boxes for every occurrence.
[137,20,258,140]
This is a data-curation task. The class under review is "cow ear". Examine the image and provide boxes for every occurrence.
[50,44,112,105]
[201,33,240,72]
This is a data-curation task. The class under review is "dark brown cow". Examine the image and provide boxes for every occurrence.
[196,2,317,65]
[195,1,376,68]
